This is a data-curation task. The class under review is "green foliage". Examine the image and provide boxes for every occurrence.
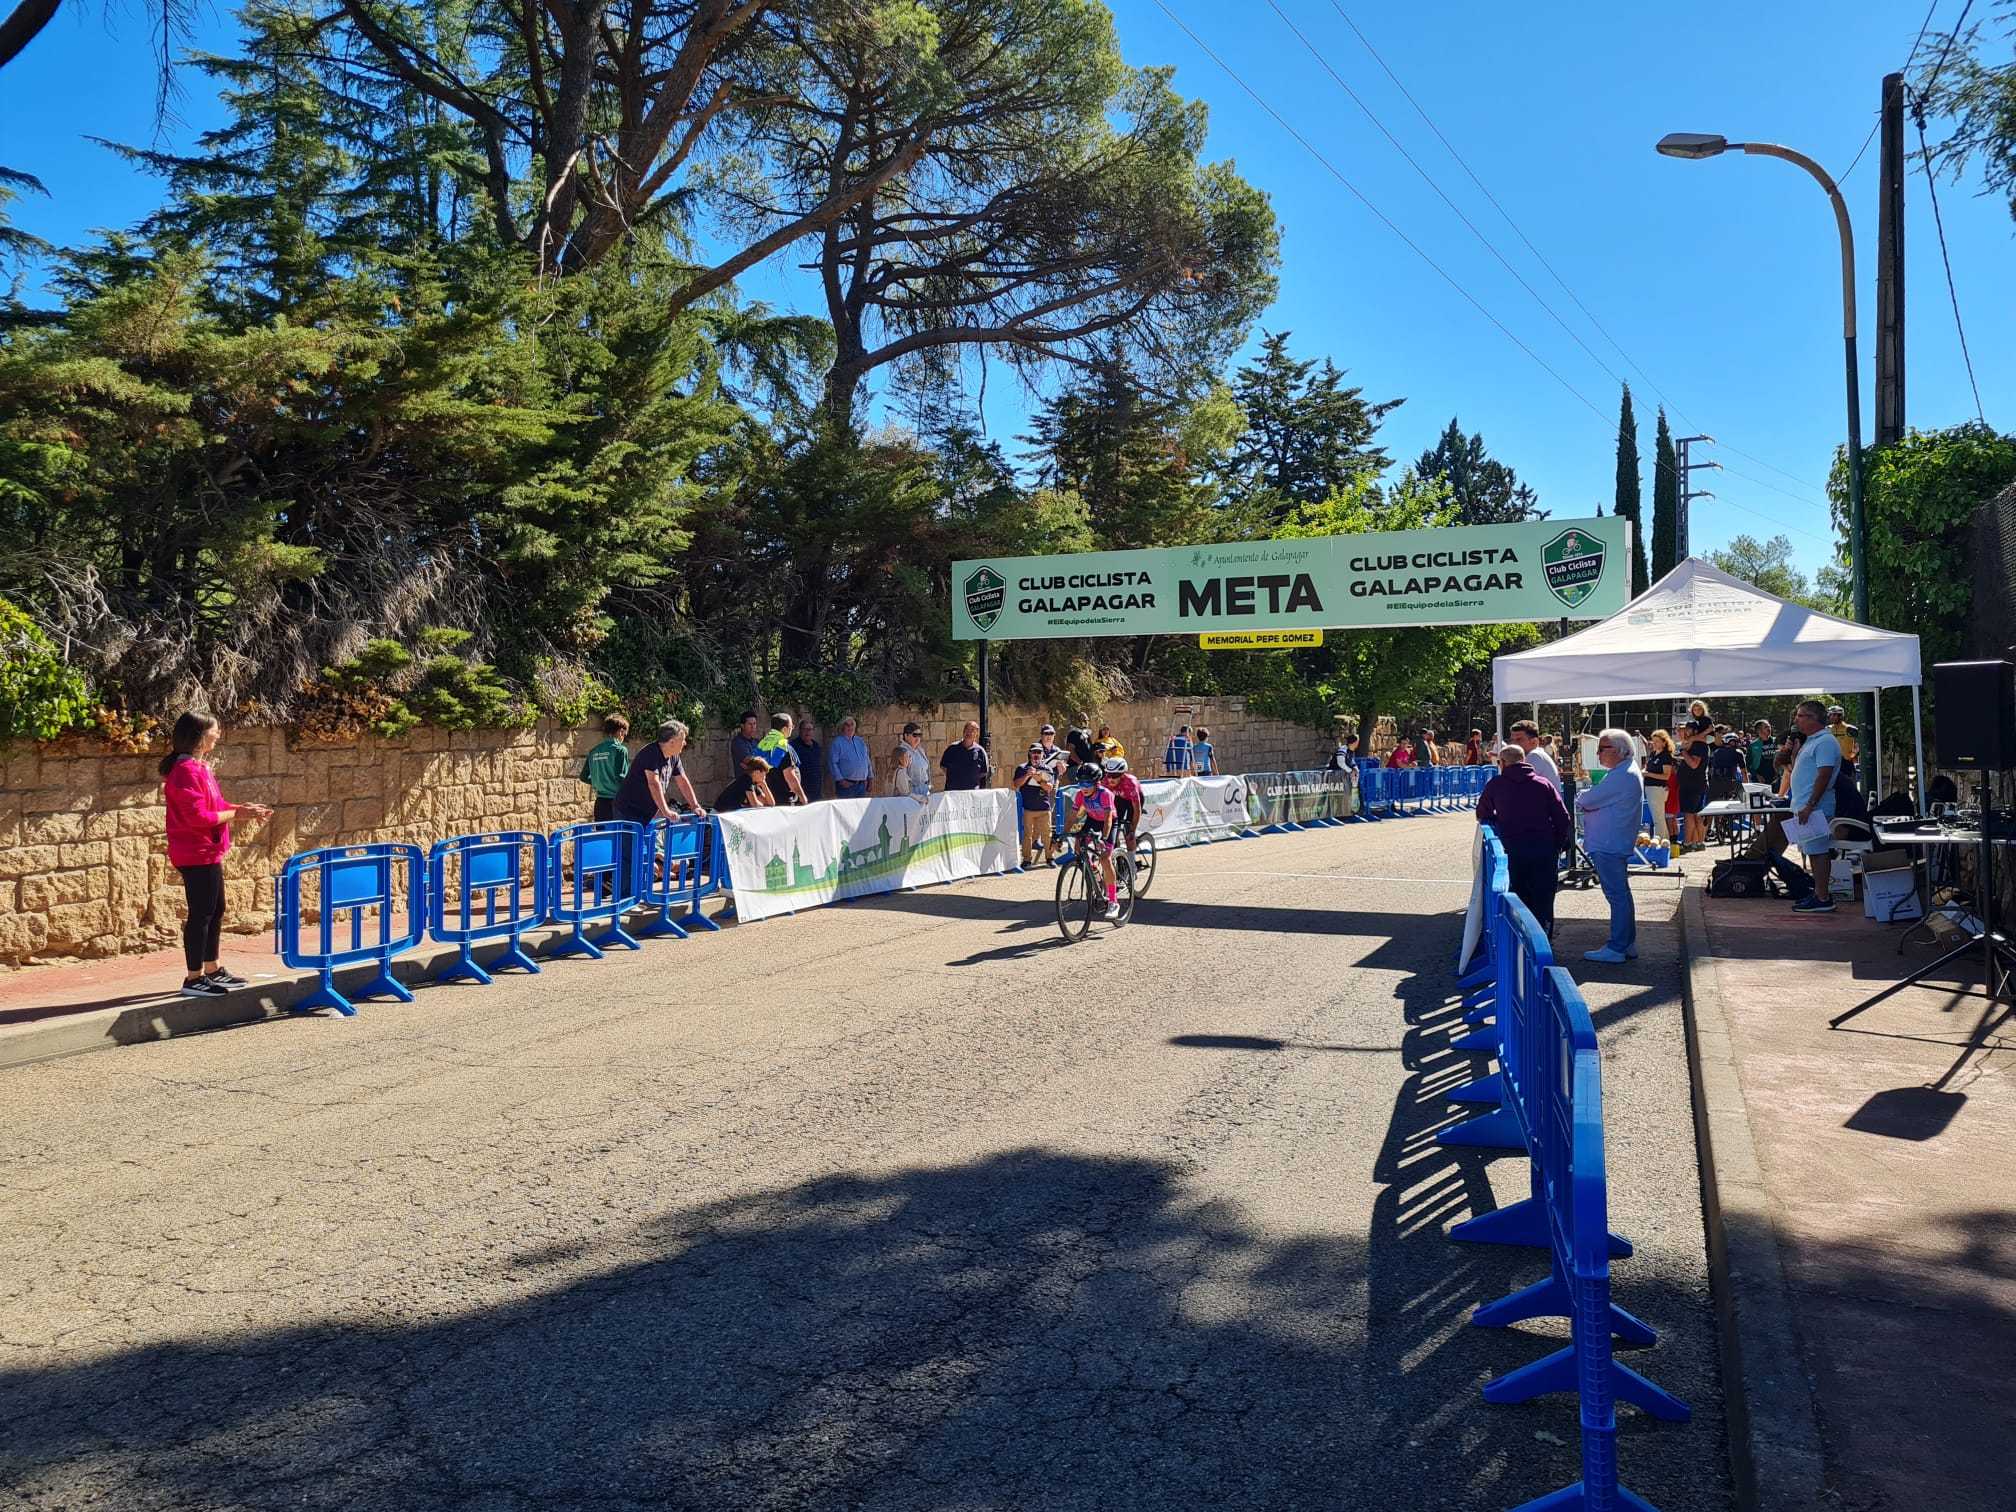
[1614,384,1648,596]
[763,666,881,730]
[1415,418,1542,525]
[1706,534,1840,612]
[0,596,94,742]
[1830,423,2016,667]
[1216,330,1400,517]
[1650,408,1678,579]
[1247,683,1336,729]
[1915,3,2016,225]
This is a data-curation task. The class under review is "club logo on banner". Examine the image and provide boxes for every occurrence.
[1243,769,1357,827]
[962,565,1006,633]
[716,791,1019,921]
[1541,527,1607,611]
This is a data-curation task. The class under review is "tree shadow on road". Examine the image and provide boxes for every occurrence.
[2,1139,1645,1512]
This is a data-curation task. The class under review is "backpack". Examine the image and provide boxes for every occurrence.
[1708,858,1780,899]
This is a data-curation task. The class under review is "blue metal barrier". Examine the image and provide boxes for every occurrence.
[545,820,645,958]
[274,843,426,1015]
[427,831,547,984]
[638,815,719,936]
[1440,828,1690,1511]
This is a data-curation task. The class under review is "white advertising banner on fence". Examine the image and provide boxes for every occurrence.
[1136,775,1251,846]
[716,790,1020,922]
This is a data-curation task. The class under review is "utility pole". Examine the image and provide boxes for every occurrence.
[1674,435,1719,558]
[1876,72,1906,447]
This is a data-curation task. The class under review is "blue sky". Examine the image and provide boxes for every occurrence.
[4,1,2008,580]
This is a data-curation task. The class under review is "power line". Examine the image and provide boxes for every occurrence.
[1150,1,1839,557]
[1320,4,1837,509]
[1142,0,1611,427]
[1841,0,1947,184]
[1910,88,1988,423]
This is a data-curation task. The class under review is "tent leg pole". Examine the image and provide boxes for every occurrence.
[1494,703,1504,748]
[1872,689,1882,797]
[1912,686,1927,813]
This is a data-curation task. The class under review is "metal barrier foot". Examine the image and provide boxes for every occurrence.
[434,945,494,987]
[1446,1071,1505,1106]
[1612,1359,1691,1421]
[1462,1002,1496,1024]
[1451,1197,1548,1249]
[1473,1274,1659,1348]
[588,920,643,951]
[1484,1346,1690,1422]
[290,969,357,1017]
[636,908,690,940]
[1506,1482,1659,1512]
[1457,962,1495,991]
[1451,1026,1498,1053]
[354,965,414,1004]
[546,926,606,960]
[1436,1107,1524,1149]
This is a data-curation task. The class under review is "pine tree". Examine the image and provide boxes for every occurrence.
[1415,418,1542,525]
[1220,331,1402,515]
[1613,384,1649,596]
[1651,407,1679,580]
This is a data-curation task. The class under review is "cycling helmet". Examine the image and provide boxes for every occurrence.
[1101,756,1129,775]
[1073,762,1103,785]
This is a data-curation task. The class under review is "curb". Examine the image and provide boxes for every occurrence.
[0,917,726,1072]
[1676,880,1830,1512]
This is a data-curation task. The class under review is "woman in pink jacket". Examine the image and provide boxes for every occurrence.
[159,713,272,998]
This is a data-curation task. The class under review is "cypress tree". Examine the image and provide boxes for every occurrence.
[1614,385,1649,596]
[1651,407,1679,581]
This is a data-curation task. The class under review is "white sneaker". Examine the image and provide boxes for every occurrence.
[1583,947,1628,965]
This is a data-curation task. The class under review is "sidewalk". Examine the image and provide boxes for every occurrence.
[1686,885,2015,1511]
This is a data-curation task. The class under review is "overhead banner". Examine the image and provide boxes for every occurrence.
[953,516,1629,640]
[715,790,1018,922]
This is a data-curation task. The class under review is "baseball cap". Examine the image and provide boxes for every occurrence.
[1027,742,1042,753]
[1826,704,1844,716]
[1040,724,1056,734]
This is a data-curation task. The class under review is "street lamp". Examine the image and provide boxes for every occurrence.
[1657,130,1874,790]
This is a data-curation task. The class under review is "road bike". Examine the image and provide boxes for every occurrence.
[1055,826,1136,942]
[1126,828,1157,898]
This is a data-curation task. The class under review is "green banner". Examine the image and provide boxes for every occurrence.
[953,516,1629,640]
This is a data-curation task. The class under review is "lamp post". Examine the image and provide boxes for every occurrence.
[1657,132,1874,791]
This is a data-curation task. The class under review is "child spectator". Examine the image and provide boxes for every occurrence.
[159,712,272,999]
[1192,726,1215,776]
[579,715,631,820]
[714,756,777,812]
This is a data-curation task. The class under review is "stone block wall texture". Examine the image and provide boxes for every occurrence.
[0,696,1329,966]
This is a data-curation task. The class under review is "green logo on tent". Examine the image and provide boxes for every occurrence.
[1541,528,1606,610]
[963,565,1006,633]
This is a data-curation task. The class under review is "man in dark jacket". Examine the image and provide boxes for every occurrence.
[1477,746,1575,934]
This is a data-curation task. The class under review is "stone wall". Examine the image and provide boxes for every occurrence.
[0,695,1328,966]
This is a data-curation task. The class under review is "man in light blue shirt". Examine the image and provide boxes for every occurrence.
[828,715,872,798]
[1574,727,1645,963]
[1787,699,1841,914]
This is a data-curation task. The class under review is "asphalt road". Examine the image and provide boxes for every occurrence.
[0,812,1730,1511]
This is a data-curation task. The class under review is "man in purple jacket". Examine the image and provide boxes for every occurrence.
[1477,745,1574,935]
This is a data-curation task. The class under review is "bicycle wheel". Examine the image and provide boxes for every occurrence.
[1055,857,1094,942]
[1129,831,1157,898]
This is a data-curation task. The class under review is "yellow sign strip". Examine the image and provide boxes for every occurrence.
[1198,629,1324,650]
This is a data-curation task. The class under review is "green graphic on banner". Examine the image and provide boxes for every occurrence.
[952,516,1629,640]
[1541,526,1607,611]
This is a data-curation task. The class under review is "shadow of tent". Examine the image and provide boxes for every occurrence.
[3,1144,1615,1511]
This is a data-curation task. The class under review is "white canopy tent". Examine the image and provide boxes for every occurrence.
[1491,557,1926,806]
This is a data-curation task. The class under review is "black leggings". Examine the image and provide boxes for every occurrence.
[177,864,225,974]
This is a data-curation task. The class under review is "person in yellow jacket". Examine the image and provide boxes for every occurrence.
[1094,724,1126,760]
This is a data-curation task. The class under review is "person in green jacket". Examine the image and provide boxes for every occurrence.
[580,714,632,820]
[1746,720,1775,784]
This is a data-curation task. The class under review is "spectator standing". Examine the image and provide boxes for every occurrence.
[1035,724,1070,778]
[1344,730,1362,763]
[1477,744,1573,934]
[1192,726,1215,775]
[730,711,764,767]
[1413,728,1439,766]
[941,720,992,791]
[828,716,873,798]
[1825,704,1859,763]
[1066,725,1098,765]
[1788,700,1843,914]
[1095,724,1126,760]
[1464,729,1486,765]
[1746,720,1776,783]
[614,719,702,824]
[1642,729,1677,845]
[1506,719,1561,796]
[578,714,631,820]
[160,712,272,999]
[1575,728,1644,963]
[1675,718,1711,850]
[757,713,808,805]
[891,722,933,797]
[1163,724,1193,775]
[1013,742,1058,866]
[713,755,777,812]
[789,717,825,802]
[1709,732,1745,800]
[1385,738,1415,769]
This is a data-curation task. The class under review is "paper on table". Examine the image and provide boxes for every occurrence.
[1780,809,1833,849]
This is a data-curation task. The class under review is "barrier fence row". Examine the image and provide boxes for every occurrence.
[1441,826,1689,1512]
[1356,760,1494,818]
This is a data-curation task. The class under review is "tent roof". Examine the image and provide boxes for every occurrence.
[1492,556,1922,704]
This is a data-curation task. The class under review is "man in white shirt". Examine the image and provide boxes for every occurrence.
[1507,719,1560,796]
